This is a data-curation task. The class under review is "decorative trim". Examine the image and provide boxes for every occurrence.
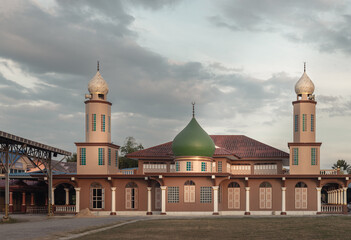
[75,142,120,148]
[85,100,112,106]
[288,142,322,147]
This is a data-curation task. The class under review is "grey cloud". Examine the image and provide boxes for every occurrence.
[210,0,351,54]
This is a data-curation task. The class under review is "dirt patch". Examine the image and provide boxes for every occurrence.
[75,208,94,218]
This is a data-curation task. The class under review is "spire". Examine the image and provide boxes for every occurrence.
[97,61,100,72]
[191,102,195,118]
[304,62,306,72]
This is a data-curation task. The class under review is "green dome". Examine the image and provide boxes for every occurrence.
[172,117,215,157]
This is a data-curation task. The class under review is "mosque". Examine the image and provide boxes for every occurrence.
[1,65,350,216]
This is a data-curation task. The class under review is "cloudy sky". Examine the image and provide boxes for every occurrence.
[1,0,351,168]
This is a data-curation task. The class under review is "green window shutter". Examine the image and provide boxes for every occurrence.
[201,162,206,171]
[86,114,89,132]
[294,115,299,132]
[101,115,105,132]
[293,148,299,165]
[98,148,104,165]
[311,114,314,132]
[92,114,96,131]
[302,114,306,132]
[80,148,86,165]
[115,150,118,167]
[311,148,316,165]
[108,148,111,165]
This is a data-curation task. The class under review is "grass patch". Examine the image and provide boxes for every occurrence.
[76,216,351,240]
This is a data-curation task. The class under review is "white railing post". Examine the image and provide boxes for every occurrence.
[343,187,348,205]
[64,188,70,205]
[316,187,321,213]
[74,187,80,213]
[281,187,286,215]
[213,186,219,215]
[111,187,116,215]
[147,187,152,215]
[245,187,250,215]
[161,186,167,215]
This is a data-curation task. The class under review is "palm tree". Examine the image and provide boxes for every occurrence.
[332,159,351,174]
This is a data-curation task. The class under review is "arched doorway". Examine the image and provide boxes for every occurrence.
[321,183,345,214]
[54,183,76,213]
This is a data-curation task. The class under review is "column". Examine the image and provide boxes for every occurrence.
[281,187,286,215]
[316,187,321,213]
[74,188,80,214]
[30,193,35,206]
[343,187,348,205]
[245,187,250,215]
[160,186,167,215]
[51,188,55,205]
[327,191,329,204]
[110,187,116,215]
[147,187,152,215]
[213,186,219,215]
[338,189,342,205]
[9,191,13,213]
[21,192,26,213]
[64,188,70,205]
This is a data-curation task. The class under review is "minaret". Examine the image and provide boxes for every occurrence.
[76,63,120,174]
[288,63,321,174]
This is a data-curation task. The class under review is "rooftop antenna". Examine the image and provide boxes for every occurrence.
[97,61,100,71]
[191,101,195,118]
[304,62,306,72]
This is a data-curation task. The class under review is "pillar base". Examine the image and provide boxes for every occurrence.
[160,212,167,215]
[244,212,251,215]
[316,212,322,215]
[2,216,10,222]
[110,212,117,215]
[146,212,153,215]
[280,212,287,215]
[21,205,26,213]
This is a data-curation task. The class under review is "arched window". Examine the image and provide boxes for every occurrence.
[259,182,272,209]
[184,180,195,186]
[295,182,307,188]
[184,180,195,203]
[228,182,240,188]
[228,182,240,209]
[90,182,104,209]
[259,182,272,188]
[295,182,308,209]
[125,182,138,209]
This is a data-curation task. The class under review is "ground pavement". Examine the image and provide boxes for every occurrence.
[0,214,148,240]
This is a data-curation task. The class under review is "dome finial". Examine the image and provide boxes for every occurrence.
[191,101,195,118]
[97,60,100,72]
[304,62,306,73]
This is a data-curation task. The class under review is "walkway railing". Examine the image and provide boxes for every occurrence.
[26,206,47,214]
[54,205,76,213]
[321,204,343,213]
[320,169,338,175]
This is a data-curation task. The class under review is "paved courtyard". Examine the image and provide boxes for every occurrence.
[0,214,148,240]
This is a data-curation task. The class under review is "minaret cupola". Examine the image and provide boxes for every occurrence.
[86,61,109,101]
[295,63,315,100]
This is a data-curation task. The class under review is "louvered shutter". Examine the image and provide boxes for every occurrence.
[155,188,161,210]
[259,188,265,209]
[134,188,138,209]
[234,188,240,209]
[228,188,234,209]
[184,186,189,203]
[302,188,307,209]
[266,188,272,209]
[102,188,105,209]
[190,186,195,203]
[125,188,131,209]
[295,188,301,209]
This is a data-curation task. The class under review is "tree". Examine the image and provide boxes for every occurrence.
[119,137,144,169]
[66,153,77,162]
[332,159,351,174]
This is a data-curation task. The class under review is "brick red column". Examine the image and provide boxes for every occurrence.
[21,192,26,213]
[9,191,13,213]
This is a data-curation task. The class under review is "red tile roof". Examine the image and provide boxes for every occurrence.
[127,135,289,159]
